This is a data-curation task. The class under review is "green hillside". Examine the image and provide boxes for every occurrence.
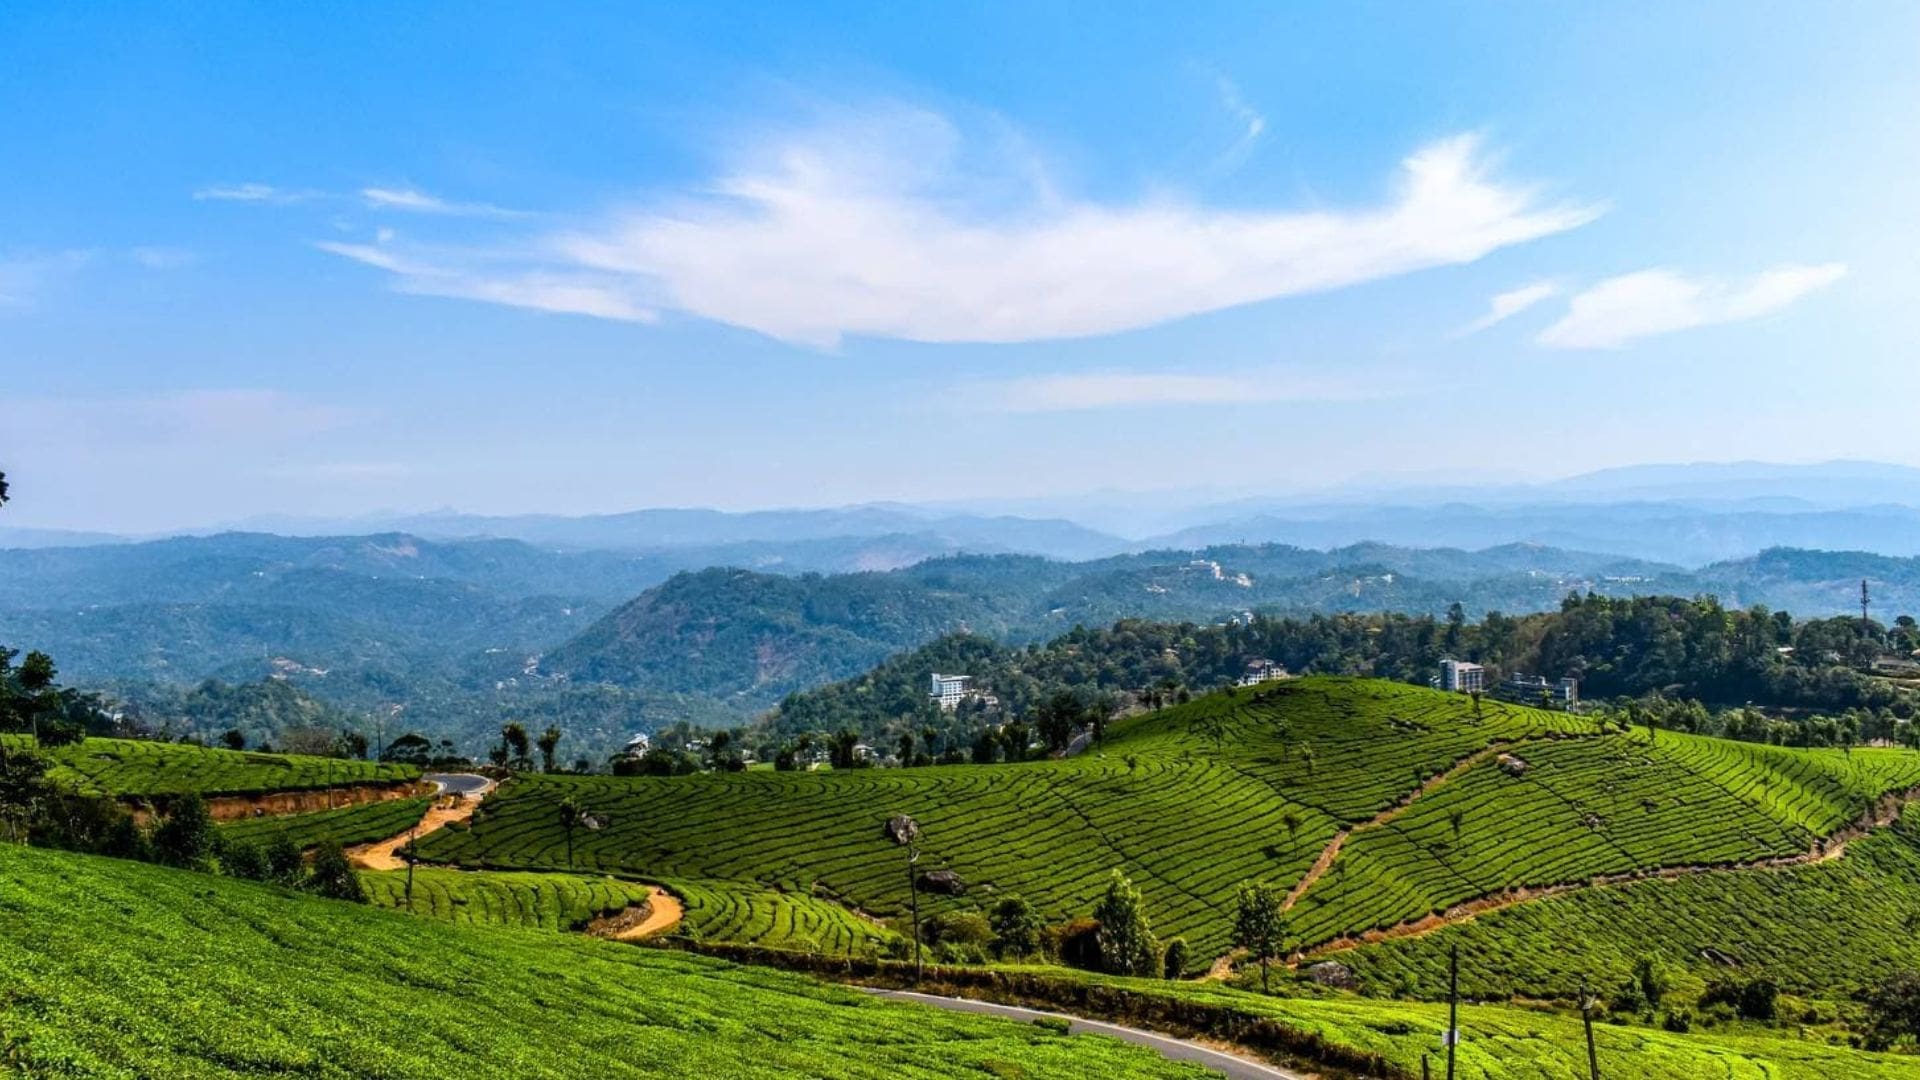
[418,678,1920,962]
[218,797,432,849]
[1334,802,1920,1003]
[15,736,419,798]
[0,843,1209,1079]
[361,867,652,932]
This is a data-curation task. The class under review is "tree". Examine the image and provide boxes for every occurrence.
[1162,937,1190,979]
[537,726,564,773]
[220,729,246,751]
[265,833,304,885]
[1864,970,1920,1050]
[222,840,269,881]
[150,794,216,870]
[1035,691,1083,754]
[1282,811,1303,852]
[1234,879,1284,993]
[501,722,531,769]
[988,895,1042,959]
[0,469,8,506]
[1093,870,1159,977]
[1633,956,1670,1011]
[306,840,365,902]
[557,794,588,869]
[0,748,50,843]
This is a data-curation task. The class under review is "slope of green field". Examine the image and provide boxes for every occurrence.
[670,878,904,956]
[361,867,650,932]
[0,844,1209,1079]
[1333,804,1920,1003]
[1038,972,1919,1080]
[16,735,419,798]
[218,798,431,850]
[418,678,1920,960]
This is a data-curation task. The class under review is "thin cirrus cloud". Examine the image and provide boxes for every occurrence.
[1536,263,1848,349]
[313,241,656,323]
[306,109,1601,347]
[359,186,528,219]
[982,369,1390,413]
[1455,281,1559,337]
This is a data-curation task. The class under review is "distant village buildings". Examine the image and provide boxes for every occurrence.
[929,672,980,712]
[1237,659,1292,687]
[1493,673,1580,708]
[1437,659,1486,693]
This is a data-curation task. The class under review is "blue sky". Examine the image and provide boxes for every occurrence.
[3,3,1916,532]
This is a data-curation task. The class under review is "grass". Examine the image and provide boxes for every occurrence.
[361,867,650,932]
[217,797,431,850]
[15,735,419,798]
[416,678,1920,961]
[0,843,1213,1079]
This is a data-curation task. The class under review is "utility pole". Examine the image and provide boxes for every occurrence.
[1446,943,1459,1080]
[404,820,418,911]
[1580,976,1601,1080]
[1862,579,1873,630]
[908,838,923,982]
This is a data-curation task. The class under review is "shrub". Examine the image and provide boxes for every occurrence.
[1662,1009,1693,1033]
[221,841,269,881]
[305,840,365,902]
[1049,918,1103,972]
[1162,937,1190,979]
[989,896,1043,960]
[150,795,217,870]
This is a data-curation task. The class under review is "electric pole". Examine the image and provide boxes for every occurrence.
[1446,943,1459,1080]
[1580,976,1601,1080]
[1863,578,1872,629]
[908,839,923,982]
[404,820,418,911]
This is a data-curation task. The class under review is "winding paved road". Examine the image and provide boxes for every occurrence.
[424,772,493,798]
[861,989,1304,1080]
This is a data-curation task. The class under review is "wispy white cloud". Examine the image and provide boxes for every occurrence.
[130,246,197,270]
[980,368,1391,412]
[193,182,311,204]
[1537,263,1847,349]
[0,250,91,309]
[1209,77,1268,175]
[309,109,1599,346]
[360,186,527,219]
[314,240,655,322]
[1456,280,1559,337]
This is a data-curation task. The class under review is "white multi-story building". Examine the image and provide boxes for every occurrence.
[929,672,974,711]
[1237,659,1291,687]
[1439,659,1486,693]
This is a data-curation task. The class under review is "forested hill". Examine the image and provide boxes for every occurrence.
[765,593,1920,746]
[543,542,1681,703]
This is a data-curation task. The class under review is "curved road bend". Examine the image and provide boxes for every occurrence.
[860,989,1304,1080]
[424,772,493,799]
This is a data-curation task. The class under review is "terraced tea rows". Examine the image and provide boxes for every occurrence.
[1335,805,1920,1003]
[1287,730,1920,946]
[668,878,903,956]
[420,679,1920,960]
[26,736,419,798]
[362,868,651,932]
[219,798,432,851]
[0,844,1211,1079]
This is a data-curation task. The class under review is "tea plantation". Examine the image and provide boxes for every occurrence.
[0,843,1214,1079]
[13,735,419,798]
[668,877,904,955]
[218,797,433,850]
[1334,803,1920,1004]
[361,866,652,932]
[416,678,1920,960]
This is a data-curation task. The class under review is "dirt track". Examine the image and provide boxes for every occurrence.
[346,774,495,870]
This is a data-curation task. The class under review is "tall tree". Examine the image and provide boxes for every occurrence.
[536,726,564,773]
[557,795,588,869]
[1234,879,1284,994]
[1093,869,1160,978]
[501,722,531,769]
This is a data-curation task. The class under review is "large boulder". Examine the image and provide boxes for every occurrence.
[918,869,966,896]
[1307,961,1358,990]
[883,815,920,844]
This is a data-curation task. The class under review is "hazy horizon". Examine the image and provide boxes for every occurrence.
[7,4,1917,534]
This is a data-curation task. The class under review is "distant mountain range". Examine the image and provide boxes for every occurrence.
[13,459,1920,567]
